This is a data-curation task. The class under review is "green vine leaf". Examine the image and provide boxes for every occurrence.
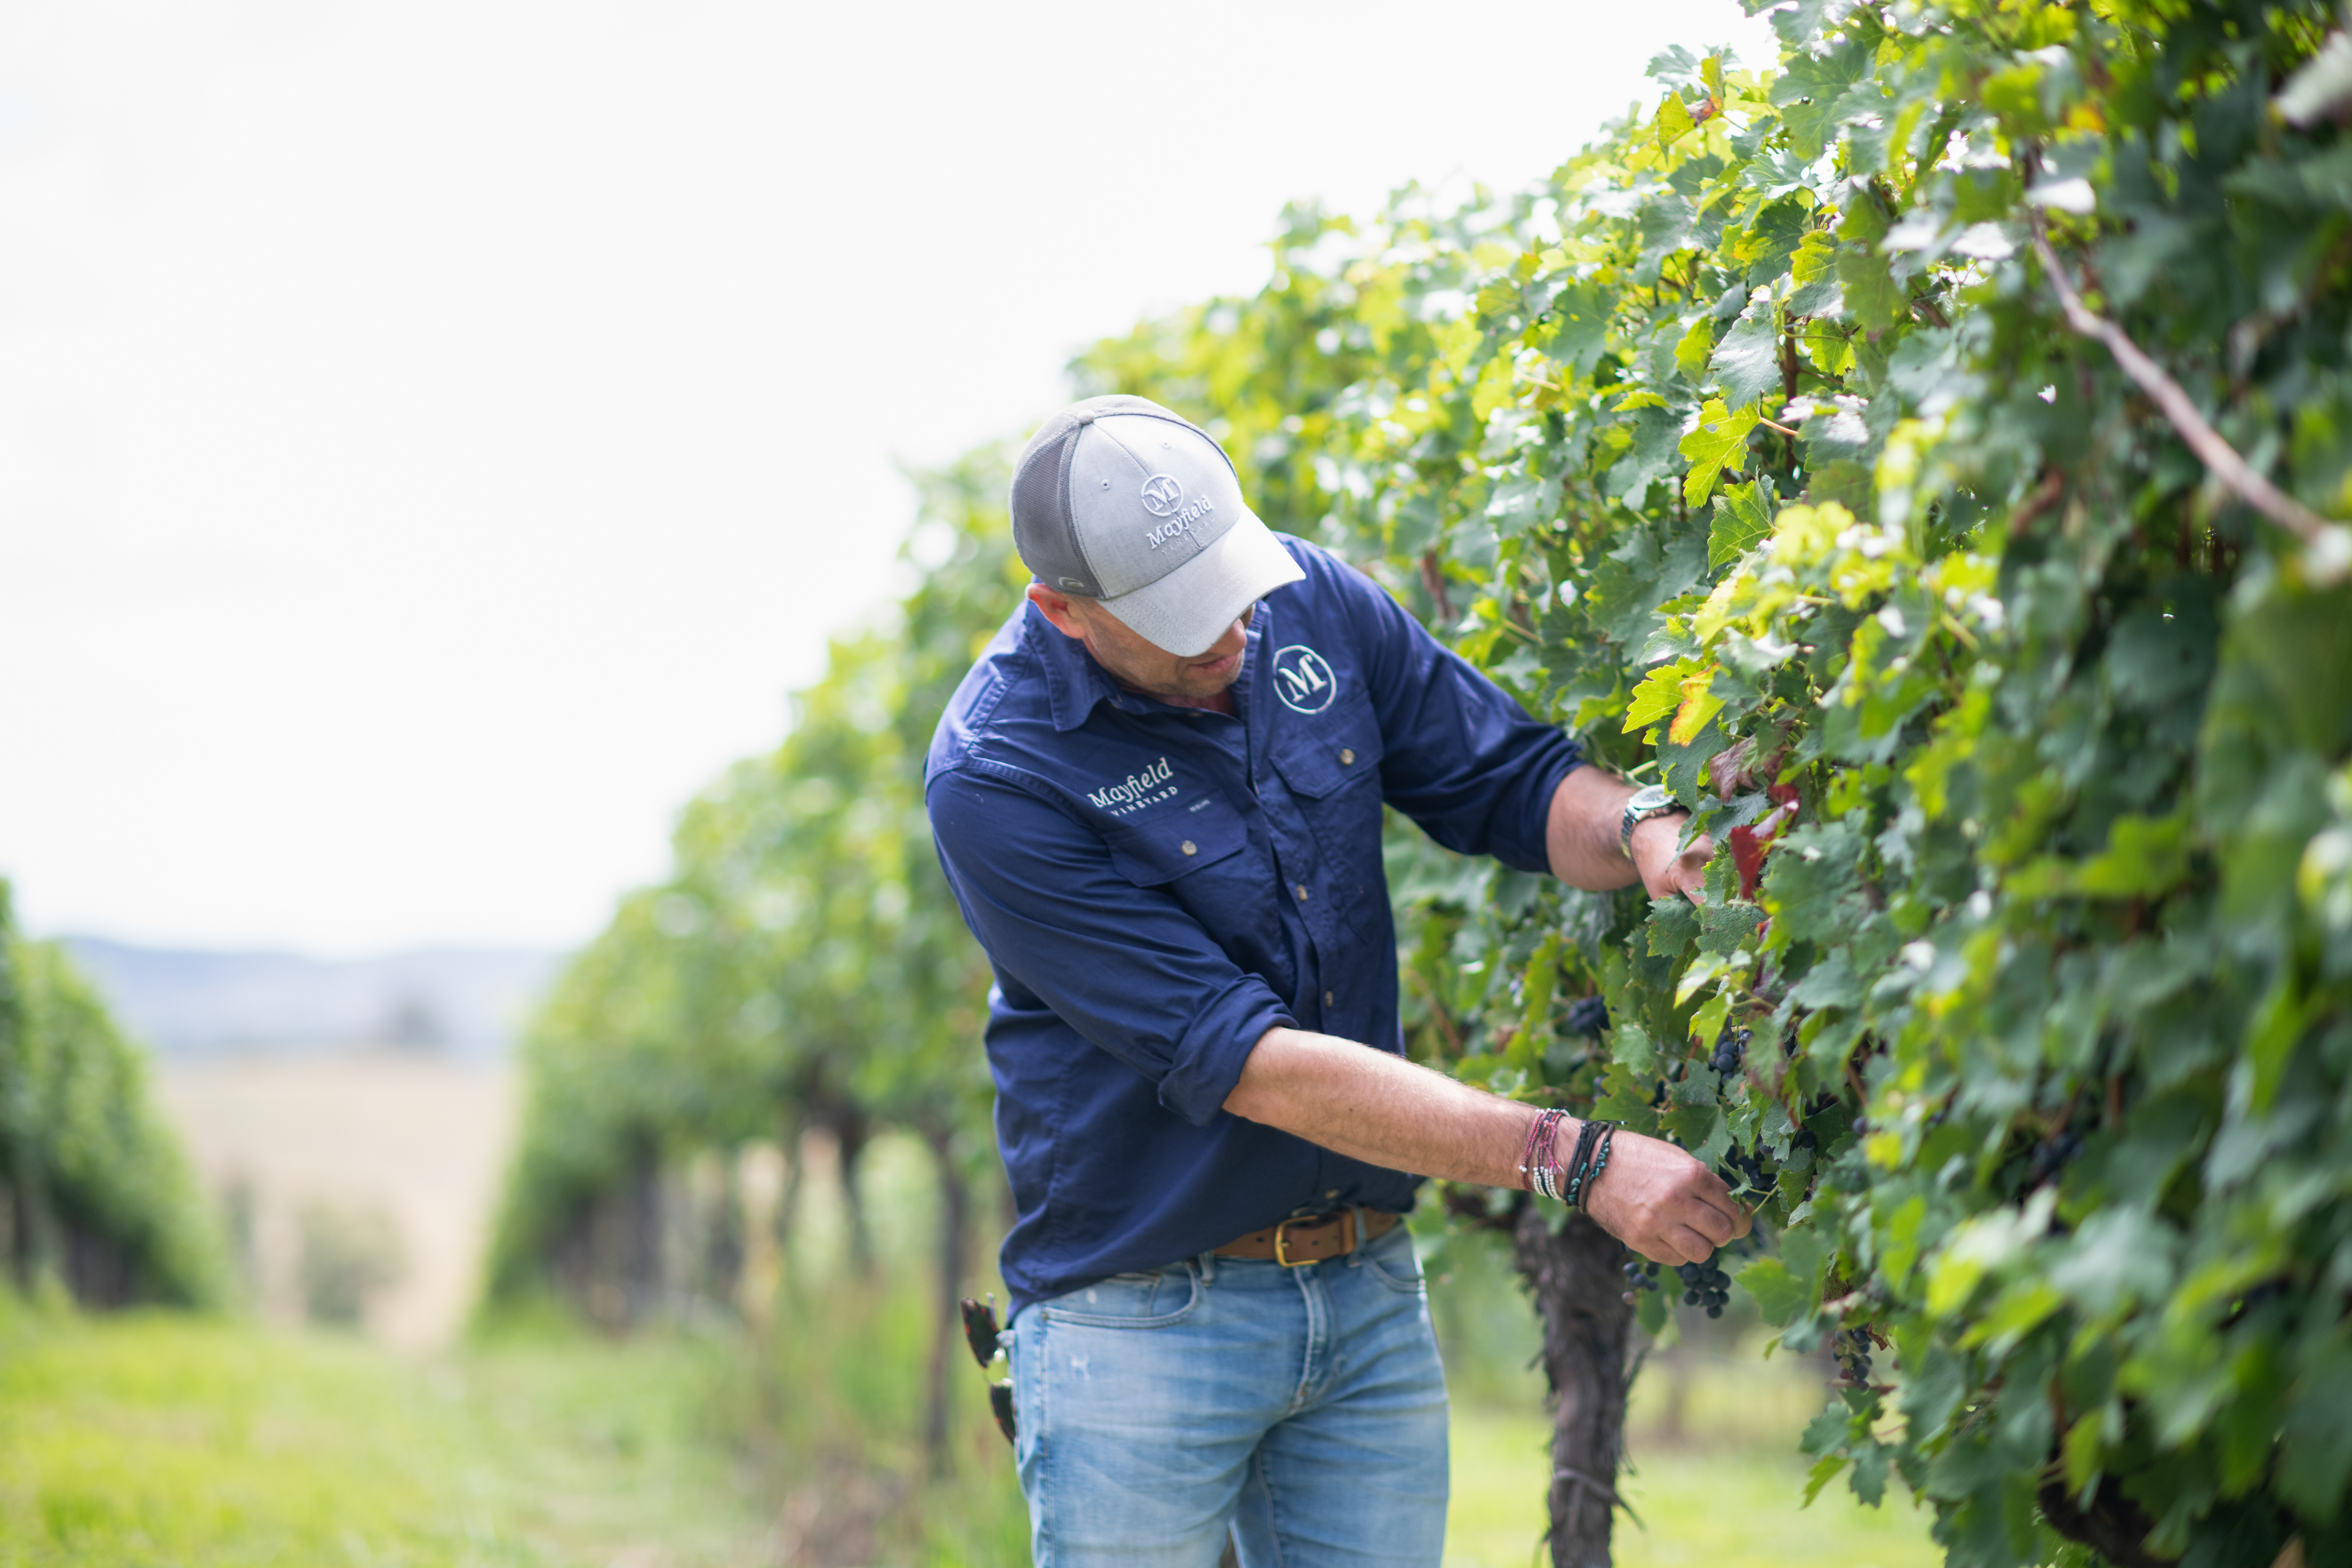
[1679,399,1761,507]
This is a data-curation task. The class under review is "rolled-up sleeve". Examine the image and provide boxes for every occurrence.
[1331,559,1585,871]
[927,766,1295,1125]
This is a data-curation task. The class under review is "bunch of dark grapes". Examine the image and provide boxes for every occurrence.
[1834,1328,1875,1385]
[1565,995,1611,1038]
[1678,1256,1733,1317]
[1715,1144,1770,1194]
[2028,1129,2084,1185]
[1709,1026,1750,1077]
[1620,1258,1662,1302]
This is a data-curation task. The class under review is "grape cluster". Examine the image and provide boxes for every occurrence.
[1620,1258,1662,1301]
[1715,1144,1770,1194]
[1565,995,1611,1038]
[1678,1257,1733,1317]
[1834,1328,1875,1385]
[2028,1129,2084,1185]
[1709,1026,1750,1077]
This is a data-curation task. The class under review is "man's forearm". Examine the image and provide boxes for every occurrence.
[1547,765,1643,890]
[1221,1024,1754,1264]
[1222,1026,1540,1187]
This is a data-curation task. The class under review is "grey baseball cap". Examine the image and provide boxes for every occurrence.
[1009,395,1305,657]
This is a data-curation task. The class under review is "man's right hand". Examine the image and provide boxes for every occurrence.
[1581,1127,1750,1264]
[1629,811,1711,905]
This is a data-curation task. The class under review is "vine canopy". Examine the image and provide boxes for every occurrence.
[1082,1,2352,1564]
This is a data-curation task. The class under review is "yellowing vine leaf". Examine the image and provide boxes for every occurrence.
[1680,399,1760,506]
[1623,657,1704,733]
[1667,664,1726,745]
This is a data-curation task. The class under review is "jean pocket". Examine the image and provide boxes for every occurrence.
[1358,1224,1427,1294]
[1035,1265,1202,1328]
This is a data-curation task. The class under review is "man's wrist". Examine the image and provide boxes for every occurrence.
[1618,783,1680,861]
[1627,809,1690,876]
[1527,1113,1619,1209]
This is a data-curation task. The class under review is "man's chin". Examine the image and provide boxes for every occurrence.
[1186,652,1245,687]
[1175,672,1241,702]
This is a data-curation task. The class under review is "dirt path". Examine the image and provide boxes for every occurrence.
[155,1054,517,1346]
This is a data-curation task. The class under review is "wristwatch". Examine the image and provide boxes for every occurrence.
[1619,784,1681,862]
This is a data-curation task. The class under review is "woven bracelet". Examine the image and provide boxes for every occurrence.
[1577,1124,1618,1214]
[1559,1118,1605,1207]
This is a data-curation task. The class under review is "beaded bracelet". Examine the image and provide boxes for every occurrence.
[1517,1109,1568,1196]
[1536,1112,1571,1201]
[1539,1113,1581,1202]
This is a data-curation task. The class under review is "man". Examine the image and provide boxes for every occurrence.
[926,395,1749,1567]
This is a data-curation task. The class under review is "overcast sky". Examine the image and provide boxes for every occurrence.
[0,0,1776,956]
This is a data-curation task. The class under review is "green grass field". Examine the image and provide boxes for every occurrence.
[1446,1407,1940,1568]
[0,1137,1942,1566]
[0,1297,768,1567]
[0,1294,1941,1567]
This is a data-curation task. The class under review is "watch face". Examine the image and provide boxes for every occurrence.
[1630,784,1673,812]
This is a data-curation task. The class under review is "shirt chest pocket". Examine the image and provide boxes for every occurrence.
[1267,701,1384,804]
[1102,787,1249,887]
[1267,701,1389,937]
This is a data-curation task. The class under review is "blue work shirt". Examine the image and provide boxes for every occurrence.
[925,537,1585,1313]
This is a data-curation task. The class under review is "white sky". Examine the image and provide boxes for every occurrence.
[0,0,1775,956]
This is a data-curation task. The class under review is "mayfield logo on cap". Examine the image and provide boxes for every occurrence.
[1007,396,1304,657]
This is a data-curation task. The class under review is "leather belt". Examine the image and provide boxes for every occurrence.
[1214,1208,1400,1267]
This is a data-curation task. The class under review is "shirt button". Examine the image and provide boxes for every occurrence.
[1295,883,1309,901]
[1325,1189,1339,1199]
[1340,748,1355,765]
[1181,840,1198,856]
[1323,991,1334,1006]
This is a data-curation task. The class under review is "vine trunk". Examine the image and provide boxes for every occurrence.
[1511,1201,1635,1568]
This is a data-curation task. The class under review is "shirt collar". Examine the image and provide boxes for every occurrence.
[1033,603,1131,733]
[1029,599,1267,733]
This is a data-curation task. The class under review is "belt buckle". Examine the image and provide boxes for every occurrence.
[1272,1211,1349,1267]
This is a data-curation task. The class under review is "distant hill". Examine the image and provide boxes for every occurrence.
[60,939,563,1062]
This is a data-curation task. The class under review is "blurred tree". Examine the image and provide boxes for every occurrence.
[486,454,1016,1470]
[0,881,225,1309]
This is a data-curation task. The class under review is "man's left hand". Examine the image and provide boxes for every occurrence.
[1584,1127,1751,1264]
[1630,812,1710,904]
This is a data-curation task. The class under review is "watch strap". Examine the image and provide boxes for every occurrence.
[1619,785,1679,862]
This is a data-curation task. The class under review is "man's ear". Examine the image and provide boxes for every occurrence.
[1025,582,1089,640]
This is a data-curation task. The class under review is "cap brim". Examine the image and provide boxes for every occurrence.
[1096,512,1306,656]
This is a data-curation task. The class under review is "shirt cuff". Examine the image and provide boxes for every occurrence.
[1502,747,1588,874]
[1157,977,1296,1127]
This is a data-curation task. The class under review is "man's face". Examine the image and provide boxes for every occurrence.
[1026,584,1253,707]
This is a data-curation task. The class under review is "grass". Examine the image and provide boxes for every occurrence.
[0,1140,1946,1566]
[1447,1406,1942,1568]
[1428,1225,1940,1568]
[0,1297,1944,1568]
[0,1294,769,1567]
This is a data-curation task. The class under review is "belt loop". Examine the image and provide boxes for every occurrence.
[1198,1249,1218,1287]
[1346,1203,1365,1267]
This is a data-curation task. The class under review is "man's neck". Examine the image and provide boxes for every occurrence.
[1101,662,1238,717]
[1081,634,1240,717]
[1160,686,1237,717]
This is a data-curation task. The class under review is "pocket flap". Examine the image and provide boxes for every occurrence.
[1268,707,1385,800]
[1104,788,1248,886]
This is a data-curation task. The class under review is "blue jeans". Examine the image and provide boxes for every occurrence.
[1004,1218,1449,1567]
